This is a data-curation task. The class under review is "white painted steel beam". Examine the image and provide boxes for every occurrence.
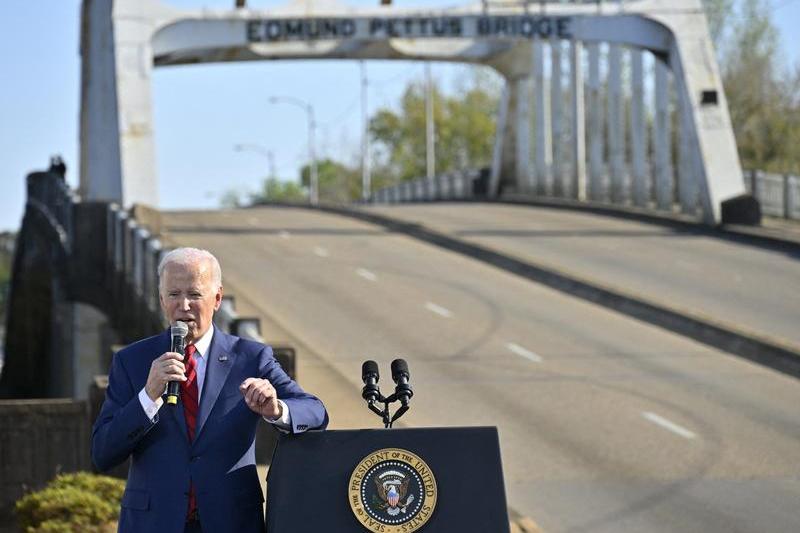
[571,39,586,201]
[587,43,604,201]
[534,39,551,196]
[654,58,673,211]
[551,39,564,197]
[608,43,626,204]
[630,48,648,207]
[515,76,533,192]
[489,85,510,197]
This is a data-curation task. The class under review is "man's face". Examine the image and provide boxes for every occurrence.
[159,259,222,343]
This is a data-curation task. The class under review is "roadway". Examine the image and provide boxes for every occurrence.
[160,206,800,533]
[361,202,800,348]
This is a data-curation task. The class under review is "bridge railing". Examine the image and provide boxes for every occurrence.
[372,170,483,204]
[745,171,800,220]
[372,169,800,222]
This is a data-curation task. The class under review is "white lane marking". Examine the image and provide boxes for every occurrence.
[506,342,543,363]
[278,230,290,239]
[425,302,452,318]
[313,246,329,257]
[356,268,377,282]
[642,411,696,439]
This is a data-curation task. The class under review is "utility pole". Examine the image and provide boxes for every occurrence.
[361,61,371,201]
[426,62,435,180]
[268,96,318,205]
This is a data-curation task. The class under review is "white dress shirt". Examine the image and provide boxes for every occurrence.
[138,325,291,429]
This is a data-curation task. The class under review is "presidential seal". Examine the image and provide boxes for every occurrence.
[348,448,438,533]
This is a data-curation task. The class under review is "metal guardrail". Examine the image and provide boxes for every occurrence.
[371,169,483,204]
[745,170,800,220]
[372,169,800,222]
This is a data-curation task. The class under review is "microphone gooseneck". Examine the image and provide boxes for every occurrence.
[166,321,189,405]
[360,358,412,428]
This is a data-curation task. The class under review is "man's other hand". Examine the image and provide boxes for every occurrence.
[240,378,282,419]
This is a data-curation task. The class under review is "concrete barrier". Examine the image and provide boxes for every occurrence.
[0,399,90,527]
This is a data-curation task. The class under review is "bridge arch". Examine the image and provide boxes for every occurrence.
[80,0,745,224]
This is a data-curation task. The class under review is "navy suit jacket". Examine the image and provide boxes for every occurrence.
[92,328,328,533]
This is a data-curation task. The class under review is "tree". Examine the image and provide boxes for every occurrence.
[369,70,499,183]
[254,177,306,203]
[702,0,735,52]
[300,159,361,203]
[717,0,800,173]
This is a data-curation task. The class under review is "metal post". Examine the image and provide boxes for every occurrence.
[654,59,672,210]
[534,39,551,195]
[608,43,625,204]
[630,48,648,207]
[516,76,532,192]
[361,60,371,201]
[309,108,318,205]
[269,96,318,205]
[678,90,697,215]
[489,84,510,197]
[783,174,792,219]
[571,38,586,200]
[426,62,435,180]
[587,42,603,201]
[551,38,564,197]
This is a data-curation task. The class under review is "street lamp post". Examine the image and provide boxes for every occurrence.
[233,143,276,179]
[269,96,318,205]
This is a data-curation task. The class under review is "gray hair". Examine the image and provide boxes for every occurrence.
[158,247,222,290]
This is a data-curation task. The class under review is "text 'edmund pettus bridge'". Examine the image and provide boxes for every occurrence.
[246,14,573,42]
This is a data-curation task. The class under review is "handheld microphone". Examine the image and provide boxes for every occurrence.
[166,321,189,405]
[361,360,381,403]
[391,358,413,406]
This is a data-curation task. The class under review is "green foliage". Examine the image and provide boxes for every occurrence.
[713,0,800,174]
[702,0,735,51]
[257,176,307,203]
[369,70,499,184]
[0,234,13,324]
[15,472,125,533]
[300,159,362,203]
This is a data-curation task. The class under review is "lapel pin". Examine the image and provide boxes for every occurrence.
[218,355,228,362]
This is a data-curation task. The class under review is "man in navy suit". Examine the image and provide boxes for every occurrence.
[92,247,328,533]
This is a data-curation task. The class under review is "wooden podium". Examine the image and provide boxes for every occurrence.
[265,427,510,532]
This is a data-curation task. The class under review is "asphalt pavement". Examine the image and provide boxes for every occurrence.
[159,206,800,533]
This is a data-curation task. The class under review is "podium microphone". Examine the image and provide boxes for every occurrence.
[391,359,413,406]
[166,321,189,405]
[361,360,381,403]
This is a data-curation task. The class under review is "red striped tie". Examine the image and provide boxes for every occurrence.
[181,344,199,519]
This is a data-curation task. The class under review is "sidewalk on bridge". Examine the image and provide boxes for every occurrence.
[727,215,800,247]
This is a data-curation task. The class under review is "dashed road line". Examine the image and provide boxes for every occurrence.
[425,302,452,318]
[506,342,543,363]
[642,411,696,439]
[278,230,291,239]
[356,268,377,281]
[313,246,329,257]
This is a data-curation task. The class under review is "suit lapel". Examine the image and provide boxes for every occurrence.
[195,330,235,442]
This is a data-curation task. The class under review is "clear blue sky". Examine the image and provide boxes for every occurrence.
[1,0,798,232]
